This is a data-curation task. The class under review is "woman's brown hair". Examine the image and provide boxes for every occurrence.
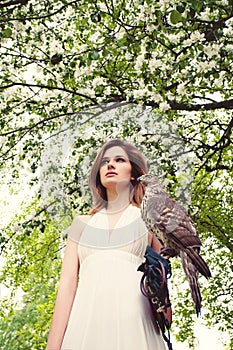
[88,139,148,214]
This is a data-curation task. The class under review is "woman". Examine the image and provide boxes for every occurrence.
[46,139,166,350]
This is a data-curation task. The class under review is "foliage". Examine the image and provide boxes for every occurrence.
[0,286,58,350]
[1,0,233,171]
[0,0,233,349]
[0,200,66,350]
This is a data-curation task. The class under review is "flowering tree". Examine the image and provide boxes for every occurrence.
[0,1,233,349]
[1,0,233,168]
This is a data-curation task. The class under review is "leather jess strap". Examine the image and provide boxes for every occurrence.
[138,245,173,350]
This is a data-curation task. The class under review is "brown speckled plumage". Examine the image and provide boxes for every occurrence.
[139,174,211,315]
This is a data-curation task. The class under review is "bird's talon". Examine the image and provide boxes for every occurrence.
[160,247,177,259]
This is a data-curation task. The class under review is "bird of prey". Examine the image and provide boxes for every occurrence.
[138,174,211,315]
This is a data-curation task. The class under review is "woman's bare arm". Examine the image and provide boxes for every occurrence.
[46,215,91,349]
[46,239,79,350]
[148,231,163,253]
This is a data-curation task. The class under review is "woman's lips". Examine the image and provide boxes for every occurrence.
[105,172,117,176]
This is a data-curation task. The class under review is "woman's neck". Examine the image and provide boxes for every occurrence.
[106,192,130,214]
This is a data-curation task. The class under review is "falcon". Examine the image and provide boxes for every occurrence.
[138,174,211,315]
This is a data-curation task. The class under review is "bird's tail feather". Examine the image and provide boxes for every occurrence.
[180,251,202,315]
[185,248,211,278]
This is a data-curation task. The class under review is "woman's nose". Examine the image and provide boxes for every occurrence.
[107,159,115,169]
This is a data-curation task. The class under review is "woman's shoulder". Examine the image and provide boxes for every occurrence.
[75,214,92,224]
[68,214,92,243]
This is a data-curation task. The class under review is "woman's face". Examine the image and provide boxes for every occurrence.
[99,146,132,191]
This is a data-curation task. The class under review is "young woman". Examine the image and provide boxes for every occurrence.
[46,139,166,350]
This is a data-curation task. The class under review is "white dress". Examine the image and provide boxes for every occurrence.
[61,205,166,350]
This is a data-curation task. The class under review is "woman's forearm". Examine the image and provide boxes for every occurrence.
[46,233,80,349]
[46,278,78,350]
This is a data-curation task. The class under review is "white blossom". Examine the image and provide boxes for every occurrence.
[147,23,158,33]
[225,44,233,52]
[78,87,96,98]
[204,44,220,58]
[137,5,148,21]
[197,60,215,73]
[177,83,186,95]
[114,29,125,40]
[151,93,162,103]
[98,2,108,11]
[2,85,19,98]
[49,39,64,54]
[149,58,161,71]
[183,38,192,47]
[199,8,212,21]
[158,0,172,11]
[221,0,230,5]
[125,52,133,60]
[92,77,106,88]
[74,65,91,79]
[183,31,205,46]
[104,86,111,95]
[167,32,183,44]
[133,88,147,99]
[223,24,233,36]
[159,101,170,112]
[12,21,25,32]
[89,31,103,43]
[190,31,205,42]
[225,17,233,27]
[0,136,7,147]
[135,54,145,71]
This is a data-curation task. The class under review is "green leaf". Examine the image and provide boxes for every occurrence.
[2,28,12,38]
[90,12,101,23]
[170,10,182,24]
[176,2,186,13]
[90,52,100,60]
[190,0,203,13]
[117,37,127,47]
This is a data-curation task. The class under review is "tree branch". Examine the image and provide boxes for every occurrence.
[0,0,78,22]
[1,81,99,105]
[139,98,233,111]
[166,99,233,111]
[0,113,63,137]
[0,0,29,9]
[0,201,57,254]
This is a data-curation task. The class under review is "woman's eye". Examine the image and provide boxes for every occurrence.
[116,157,125,162]
[100,159,109,166]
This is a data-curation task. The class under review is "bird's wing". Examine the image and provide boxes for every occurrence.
[146,193,202,249]
[146,193,211,278]
[180,250,202,315]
